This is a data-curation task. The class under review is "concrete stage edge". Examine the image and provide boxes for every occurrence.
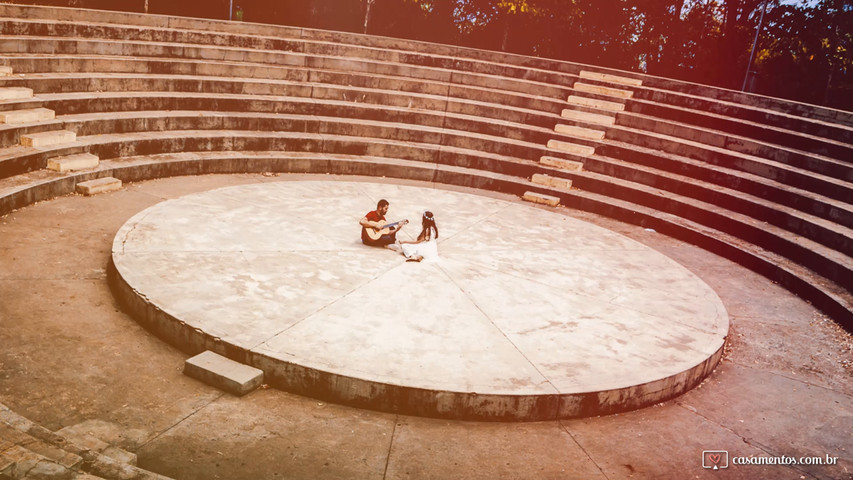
[108,180,728,421]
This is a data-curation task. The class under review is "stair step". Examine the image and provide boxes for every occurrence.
[184,350,264,396]
[554,123,606,140]
[0,66,12,77]
[522,191,560,207]
[567,95,625,112]
[20,130,76,148]
[540,156,584,171]
[573,82,633,99]
[0,452,14,477]
[560,109,616,126]
[0,107,55,124]
[546,139,595,157]
[76,177,122,196]
[47,153,100,173]
[56,425,136,466]
[0,87,33,100]
[0,444,74,479]
[579,70,643,87]
[531,173,572,190]
[1,416,83,470]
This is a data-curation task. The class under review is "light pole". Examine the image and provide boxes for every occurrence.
[742,0,769,92]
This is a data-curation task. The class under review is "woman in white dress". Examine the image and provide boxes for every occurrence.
[397,211,439,262]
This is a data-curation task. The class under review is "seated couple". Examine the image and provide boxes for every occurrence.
[359,199,438,262]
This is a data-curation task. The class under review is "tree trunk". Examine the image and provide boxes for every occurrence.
[363,0,374,34]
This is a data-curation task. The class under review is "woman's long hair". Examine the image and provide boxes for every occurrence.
[420,211,438,241]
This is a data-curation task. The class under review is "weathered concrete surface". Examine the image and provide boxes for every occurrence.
[0,174,850,479]
[109,180,726,419]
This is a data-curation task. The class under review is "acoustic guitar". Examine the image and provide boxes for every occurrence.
[364,219,408,241]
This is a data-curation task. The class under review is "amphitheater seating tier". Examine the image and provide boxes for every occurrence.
[0,3,851,444]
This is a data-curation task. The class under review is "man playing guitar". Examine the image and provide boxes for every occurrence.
[360,199,408,247]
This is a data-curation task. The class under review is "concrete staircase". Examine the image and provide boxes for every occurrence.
[0,401,172,480]
[0,2,849,334]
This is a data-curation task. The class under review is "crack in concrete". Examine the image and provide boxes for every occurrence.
[136,392,227,451]
[380,415,399,480]
[558,421,612,480]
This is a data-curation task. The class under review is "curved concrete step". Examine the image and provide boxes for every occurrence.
[635,86,853,143]
[3,121,849,243]
[603,124,853,205]
[538,165,853,290]
[0,148,850,330]
[3,127,851,289]
[0,108,575,175]
[626,96,853,160]
[0,402,172,480]
[616,110,853,182]
[2,103,840,218]
[2,2,850,128]
[575,153,853,257]
[596,139,853,230]
[0,71,566,115]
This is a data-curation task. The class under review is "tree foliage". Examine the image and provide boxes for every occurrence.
[23,0,852,109]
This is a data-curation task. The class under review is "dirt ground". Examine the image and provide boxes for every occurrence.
[1,173,851,480]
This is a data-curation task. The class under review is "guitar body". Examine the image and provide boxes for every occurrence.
[364,219,408,241]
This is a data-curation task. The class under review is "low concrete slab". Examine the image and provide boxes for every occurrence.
[0,87,32,100]
[546,139,595,156]
[184,351,263,397]
[110,181,728,420]
[531,173,572,190]
[567,95,625,111]
[0,107,55,124]
[579,70,643,87]
[47,153,99,173]
[540,156,584,171]
[76,177,121,196]
[554,123,606,140]
[574,82,633,99]
[20,129,76,148]
[561,109,616,126]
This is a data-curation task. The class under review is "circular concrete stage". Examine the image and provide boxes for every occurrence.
[109,180,728,421]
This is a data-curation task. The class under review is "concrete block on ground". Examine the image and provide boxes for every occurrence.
[0,107,54,124]
[20,130,76,148]
[0,87,32,100]
[561,109,615,126]
[567,95,625,112]
[554,123,606,140]
[546,139,595,157]
[532,173,572,190]
[522,191,560,207]
[574,82,633,99]
[0,66,12,76]
[579,70,643,87]
[76,177,122,196]
[540,156,584,171]
[47,153,99,173]
[184,350,263,396]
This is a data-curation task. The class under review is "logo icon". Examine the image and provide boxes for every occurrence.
[702,450,729,470]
